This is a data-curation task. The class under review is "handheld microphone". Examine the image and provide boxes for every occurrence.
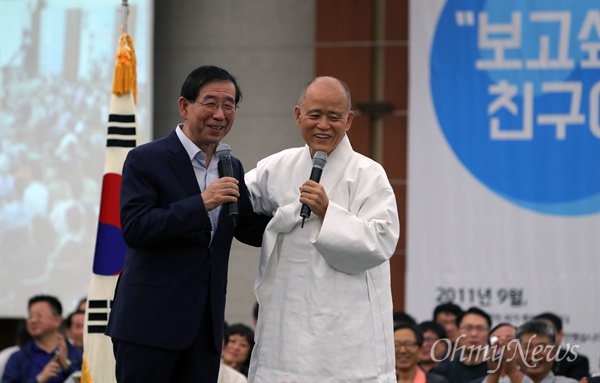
[216,144,239,222]
[300,151,328,228]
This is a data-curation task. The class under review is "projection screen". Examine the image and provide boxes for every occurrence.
[0,0,153,318]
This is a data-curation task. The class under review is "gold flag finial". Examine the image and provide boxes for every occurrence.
[112,5,137,103]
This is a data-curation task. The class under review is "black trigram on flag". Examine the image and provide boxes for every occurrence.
[107,114,136,148]
[86,299,113,334]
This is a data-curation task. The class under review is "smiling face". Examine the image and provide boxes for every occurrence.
[394,328,421,373]
[295,77,353,156]
[179,80,237,156]
[518,333,556,381]
[27,301,61,339]
[222,333,251,371]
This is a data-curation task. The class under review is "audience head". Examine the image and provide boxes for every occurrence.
[489,322,517,345]
[418,320,448,368]
[222,323,255,374]
[533,312,564,345]
[393,323,423,375]
[65,310,85,350]
[27,294,63,340]
[433,302,463,343]
[456,306,491,349]
[516,319,557,381]
[393,311,417,326]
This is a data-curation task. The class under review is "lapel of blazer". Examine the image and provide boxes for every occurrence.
[165,130,200,197]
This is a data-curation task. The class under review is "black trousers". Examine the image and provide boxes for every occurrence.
[112,302,219,383]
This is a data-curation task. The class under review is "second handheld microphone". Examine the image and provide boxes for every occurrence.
[216,144,239,222]
[300,151,328,228]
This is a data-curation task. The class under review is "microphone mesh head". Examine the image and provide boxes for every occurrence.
[312,151,327,169]
[216,143,232,159]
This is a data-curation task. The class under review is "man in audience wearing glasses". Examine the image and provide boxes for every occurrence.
[394,322,448,383]
[481,319,578,383]
[432,306,492,383]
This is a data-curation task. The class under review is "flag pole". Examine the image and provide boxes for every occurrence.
[121,0,129,33]
[81,1,139,381]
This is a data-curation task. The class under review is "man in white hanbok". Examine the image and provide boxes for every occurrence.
[245,76,400,383]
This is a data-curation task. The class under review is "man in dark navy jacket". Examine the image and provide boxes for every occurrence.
[3,295,82,383]
[106,65,270,383]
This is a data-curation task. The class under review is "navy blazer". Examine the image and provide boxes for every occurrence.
[106,130,269,351]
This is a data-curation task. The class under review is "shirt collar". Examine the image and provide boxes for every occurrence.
[176,124,205,162]
[413,367,427,383]
[31,340,57,355]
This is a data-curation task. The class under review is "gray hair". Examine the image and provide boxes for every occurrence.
[517,319,556,344]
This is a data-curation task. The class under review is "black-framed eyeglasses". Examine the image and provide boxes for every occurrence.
[394,341,419,349]
[192,100,239,114]
[460,325,489,333]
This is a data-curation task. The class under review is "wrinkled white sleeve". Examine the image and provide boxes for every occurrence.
[311,186,399,275]
[246,166,302,234]
[245,167,273,216]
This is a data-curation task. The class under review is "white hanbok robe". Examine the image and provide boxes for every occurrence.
[245,135,400,383]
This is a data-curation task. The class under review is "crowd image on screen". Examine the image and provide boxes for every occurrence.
[0,65,151,314]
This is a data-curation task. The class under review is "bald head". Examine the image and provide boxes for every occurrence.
[299,76,352,112]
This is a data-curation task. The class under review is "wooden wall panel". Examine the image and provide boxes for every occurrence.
[384,45,409,110]
[385,0,408,41]
[315,0,373,42]
[383,115,407,180]
[314,47,373,104]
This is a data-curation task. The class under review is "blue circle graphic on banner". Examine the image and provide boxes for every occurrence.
[430,0,600,215]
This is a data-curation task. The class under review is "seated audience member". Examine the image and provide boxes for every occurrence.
[481,319,578,383]
[534,312,590,380]
[432,306,491,383]
[222,323,254,377]
[0,323,31,379]
[219,322,247,383]
[394,322,448,383]
[218,361,247,383]
[3,295,82,383]
[418,321,449,373]
[394,311,418,326]
[470,323,517,383]
[64,311,85,351]
[434,303,464,345]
